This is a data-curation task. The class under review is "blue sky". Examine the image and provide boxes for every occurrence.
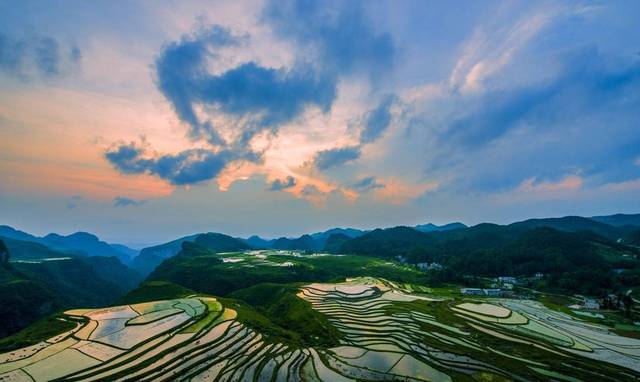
[0,0,639,245]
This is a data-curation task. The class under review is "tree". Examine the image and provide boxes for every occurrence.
[0,239,9,267]
[622,294,634,318]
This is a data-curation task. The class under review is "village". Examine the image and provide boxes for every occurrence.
[455,274,637,321]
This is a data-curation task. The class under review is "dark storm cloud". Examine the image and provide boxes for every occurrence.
[105,142,235,186]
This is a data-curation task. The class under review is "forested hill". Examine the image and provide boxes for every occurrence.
[338,215,639,260]
[0,238,142,338]
[337,223,640,295]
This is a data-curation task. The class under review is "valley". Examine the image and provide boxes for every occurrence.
[2,213,640,381]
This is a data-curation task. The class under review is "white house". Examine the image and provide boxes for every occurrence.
[460,288,484,295]
[497,276,517,284]
[584,298,600,310]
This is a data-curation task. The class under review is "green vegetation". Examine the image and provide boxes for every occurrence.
[1,237,75,260]
[0,239,9,265]
[131,232,247,275]
[117,280,196,304]
[227,283,342,347]
[625,229,640,247]
[0,239,142,338]
[2,277,640,381]
[148,244,430,296]
[0,278,57,338]
[339,225,640,295]
[322,233,351,252]
[180,298,222,333]
[0,315,77,353]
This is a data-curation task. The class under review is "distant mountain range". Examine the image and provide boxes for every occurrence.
[591,213,640,227]
[131,234,199,276]
[0,225,137,265]
[2,213,639,277]
[414,222,468,232]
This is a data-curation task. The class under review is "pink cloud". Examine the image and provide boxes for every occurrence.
[517,175,583,193]
[603,178,640,192]
[372,178,438,204]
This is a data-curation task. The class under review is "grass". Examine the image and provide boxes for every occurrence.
[538,294,575,315]
[226,283,343,348]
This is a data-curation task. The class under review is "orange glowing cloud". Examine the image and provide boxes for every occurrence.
[517,175,583,194]
[371,177,439,204]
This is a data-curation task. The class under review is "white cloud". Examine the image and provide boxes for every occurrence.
[449,7,559,93]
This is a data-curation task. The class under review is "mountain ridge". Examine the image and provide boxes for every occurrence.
[0,225,137,265]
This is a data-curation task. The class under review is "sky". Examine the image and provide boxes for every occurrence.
[1,0,639,245]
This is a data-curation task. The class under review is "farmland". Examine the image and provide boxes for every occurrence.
[1,253,639,381]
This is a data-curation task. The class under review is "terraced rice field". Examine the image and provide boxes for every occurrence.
[1,279,640,381]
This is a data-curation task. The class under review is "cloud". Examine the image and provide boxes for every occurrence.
[299,183,331,206]
[349,176,385,192]
[450,10,556,93]
[360,94,396,144]
[517,175,583,194]
[0,33,81,79]
[110,22,342,187]
[603,178,640,192]
[372,178,438,205]
[263,0,395,79]
[106,3,398,189]
[313,145,361,170]
[113,196,146,207]
[309,93,396,173]
[268,175,297,191]
[105,141,234,185]
[419,47,640,193]
[155,25,336,146]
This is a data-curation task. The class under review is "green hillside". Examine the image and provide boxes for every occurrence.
[339,224,640,295]
[148,243,427,296]
[0,238,142,338]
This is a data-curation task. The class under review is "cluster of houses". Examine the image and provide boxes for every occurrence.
[460,288,505,297]
[569,294,634,311]
[460,274,545,298]
[416,262,444,271]
[569,298,601,310]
